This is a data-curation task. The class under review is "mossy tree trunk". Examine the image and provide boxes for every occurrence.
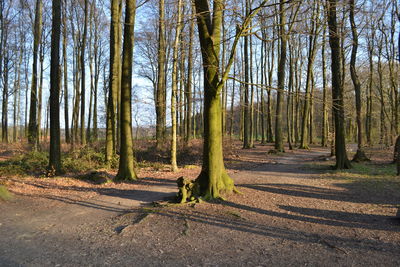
[106,0,122,161]
[115,0,138,181]
[193,0,266,199]
[48,0,62,174]
[326,0,351,169]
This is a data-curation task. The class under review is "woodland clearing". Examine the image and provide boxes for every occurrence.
[0,140,399,266]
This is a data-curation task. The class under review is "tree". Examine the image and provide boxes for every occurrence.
[48,0,62,174]
[274,0,287,152]
[155,0,167,149]
[62,0,70,144]
[171,0,183,172]
[299,2,320,149]
[28,0,42,146]
[243,0,251,149]
[192,0,267,199]
[326,0,351,169]
[106,0,122,161]
[185,2,195,144]
[80,0,88,145]
[115,0,138,181]
[349,0,369,162]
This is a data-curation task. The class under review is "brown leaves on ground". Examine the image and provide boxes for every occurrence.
[0,140,399,265]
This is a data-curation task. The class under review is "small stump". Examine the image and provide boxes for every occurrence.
[176,176,199,203]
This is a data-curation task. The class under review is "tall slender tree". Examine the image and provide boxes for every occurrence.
[28,0,42,146]
[156,0,167,149]
[62,0,70,144]
[106,0,122,161]
[275,0,287,152]
[326,0,351,169]
[48,0,62,174]
[185,2,195,144]
[349,0,369,161]
[80,0,88,145]
[115,0,138,181]
[171,0,183,172]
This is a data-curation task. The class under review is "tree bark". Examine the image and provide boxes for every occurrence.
[275,0,286,152]
[48,0,62,174]
[300,3,319,149]
[80,0,88,145]
[106,0,122,161]
[349,0,369,162]
[62,1,70,144]
[156,0,167,149]
[326,0,351,169]
[185,2,195,144]
[28,0,42,146]
[171,0,183,172]
[115,0,138,181]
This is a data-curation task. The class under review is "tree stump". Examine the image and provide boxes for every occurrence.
[176,176,199,203]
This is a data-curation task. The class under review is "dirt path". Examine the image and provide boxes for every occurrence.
[1,144,399,266]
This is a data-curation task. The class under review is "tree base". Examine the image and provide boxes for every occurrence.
[298,144,310,150]
[115,170,138,182]
[352,149,370,162]
[333,158,352,170]
[192,170,238,201]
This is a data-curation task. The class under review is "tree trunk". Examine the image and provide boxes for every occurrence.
[28,0,42,147]
[62,2,70,144]
[275,0,286,152]
[185,2,195,144]
[266,27,275,143]
[321,26,328,147]
[48,0,62,174]
[2,51,9,143]
[349,0,369,162]
[300,3,318,149]
[326,0,351,169]
[80,0,88,145]
[171,0,183,172]
[243,1,251,149]
[37,36,44,145]
[156,0,167,149]
[106,0,122,161]
[116,0,138,181]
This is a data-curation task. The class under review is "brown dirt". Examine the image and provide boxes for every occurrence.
[0,141,399,266]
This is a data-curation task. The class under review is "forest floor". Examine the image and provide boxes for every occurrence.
[0,140,400,266]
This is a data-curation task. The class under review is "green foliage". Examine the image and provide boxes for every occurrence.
[0,146,116,177]
[62,146,113,173]
[0,151,49,176]
[0,185,12,201]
